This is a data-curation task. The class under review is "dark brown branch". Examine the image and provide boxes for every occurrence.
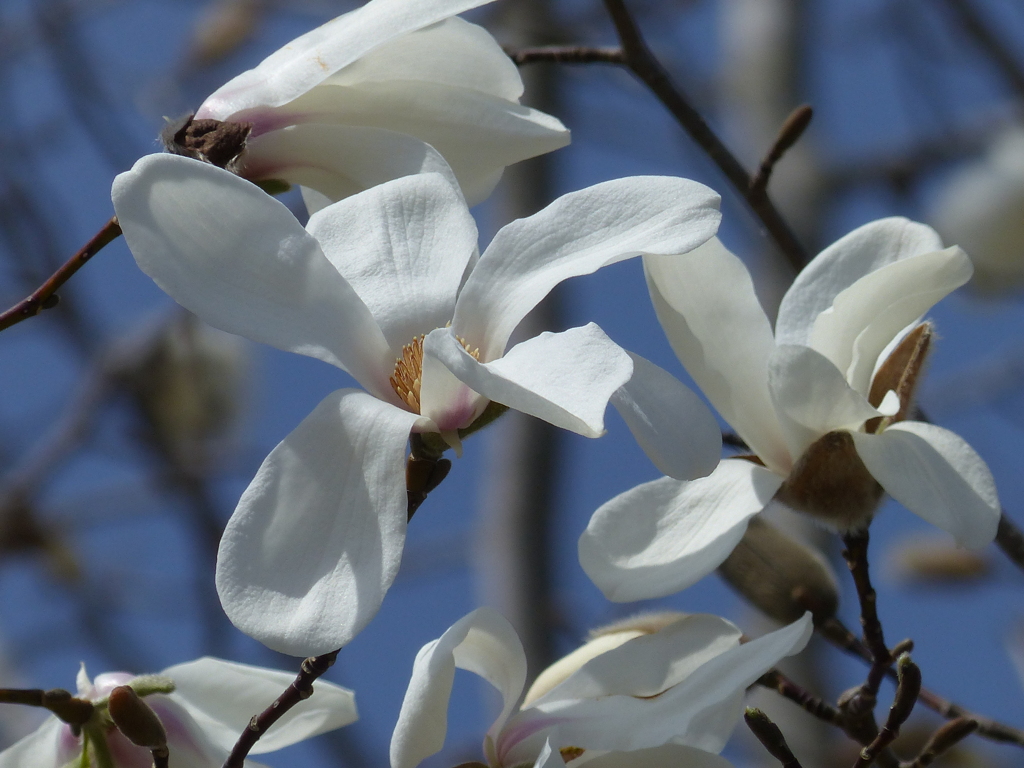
[995,511,1024,574]
[841,530,889,673]
[745,708,804,768]
[0,216,121,333]
[601,0,810,271]
[223,650,340,768]
[855,655,921,768]
[900,718,978,768]
[506,44,625,66]
[0,688,94,730]
[757,669,843,726]
[750,105,814,197]
[940,0,1024,100]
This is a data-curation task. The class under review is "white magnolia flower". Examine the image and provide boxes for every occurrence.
[0,657,356,767]
[580,219,1002,603]
[390,607,811,768]
[112,153,723,656]
[177,0,568,209]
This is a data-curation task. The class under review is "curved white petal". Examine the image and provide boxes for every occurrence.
[532,739,566,768]
[216,389,423,656]
[776,218,945,346]
[390,608,526,768]
[0,718,68,768]
[197,0,498,118]
[164,657,357,754]
[578,460,784,602]
[424,324,633,438]
[456,177,721,361]
[809,248,972,394]
[306,173,476,353]
[767,345,883,461]
[850,422,1000,549]
[112,153,394,399]
[579,745,733,768]
[243,124,461,212]
[610,353,721,481]
[512,615,812,757]
[644,240,791,475]
[327,16,523,100]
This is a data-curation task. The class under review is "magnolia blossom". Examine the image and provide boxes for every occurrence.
[112,153,723,655]
[0,657,355,767]
[390,607,811,768]
[580,218,1002,603]
[178,0,568,209]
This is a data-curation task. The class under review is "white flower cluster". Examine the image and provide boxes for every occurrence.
[4,0,1002,765]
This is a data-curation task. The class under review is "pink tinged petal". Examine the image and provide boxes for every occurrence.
[580,745,734,768]
[0,717,68,768]
[610,353,722,481]
[196,0,500,118]
[419,343,487,434]
[643,240,791,475]
[390,608,526,768]
[163,657,357,754]
[455,177,721,361]
[112,154,394,400]
[424,324,633,438]
[767,345,884,461]
[808,248,972,395]
[578,460,784,603]
[215,389,424,656]
[775,218,945,347]
[849,422,1000,549]
[243,124,462,212]
[306,173,477,353]
[516,615,812,756]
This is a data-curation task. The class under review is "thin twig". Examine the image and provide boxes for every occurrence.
[841,530,889,672]
[900,718,978,768]
[749,105,814,197]
[854,655,921,768]
[506,44,625,65]
[757,669,843,726]
[995,511,1024,574]
[601,0,810,271]
[745,708,804,768]
[0,215,121,333]
[0,688,94,729]
[222,650,340,768]
[939,0,1024,100]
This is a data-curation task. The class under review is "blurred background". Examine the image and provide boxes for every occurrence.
[0,0,1023,766]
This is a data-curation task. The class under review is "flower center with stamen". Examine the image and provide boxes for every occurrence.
[390,334,480,414]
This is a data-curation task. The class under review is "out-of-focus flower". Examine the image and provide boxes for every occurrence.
[887,533,991,586]
[112,154,723,656]
[0,657,356,767]
[168,0,569,209]
[580,219,1001,603]
[390,608,811,768]
[929,127,1024,292]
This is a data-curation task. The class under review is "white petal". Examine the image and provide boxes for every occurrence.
[808,248,972,394]
[610,353,721,481]
[767,345,883,461]
[215,389,423,656]
[455,177,721,361]
[423,324,633,438]
[0,718,68,768]
[164,657,357,754]
[775,218,945,346]
[511,615,812,756]
[268,80,569,207]
[850,422,1000,549]
[578,460,783,602]
[580,745,733,768]
[531,739,566,768]
[243,124,462,211]
[112,153,395,399]
[306,173,477,353]
[644,239,791,475]
[390,608,526,768]
[197,0,499,118]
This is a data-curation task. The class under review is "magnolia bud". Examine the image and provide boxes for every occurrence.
[107,686,167,749]
[718,516,839,624]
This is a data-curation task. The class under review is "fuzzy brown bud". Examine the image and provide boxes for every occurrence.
[107,686,167,749]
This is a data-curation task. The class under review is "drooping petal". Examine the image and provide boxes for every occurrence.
[609,353,722,481]
[808,248,972,394]
[164,657,357,754]
[644,239,791,475]
[306,173,477,353]
[579,745,733,768]
[196,0,499,118]
[850,422,1000,549]
[112,153,395,400]
[242,124,461,212]
[509,615,812,757]
[215,389,424,656]
[0,718,69,768]
[775,218,945,346]
[390,608,526,768]
[423,324,633,438]
[455,177,721,361]
[578,460,784,602]
[767,345,884,461]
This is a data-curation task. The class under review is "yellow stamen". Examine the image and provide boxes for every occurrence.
[389,334,480,414]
